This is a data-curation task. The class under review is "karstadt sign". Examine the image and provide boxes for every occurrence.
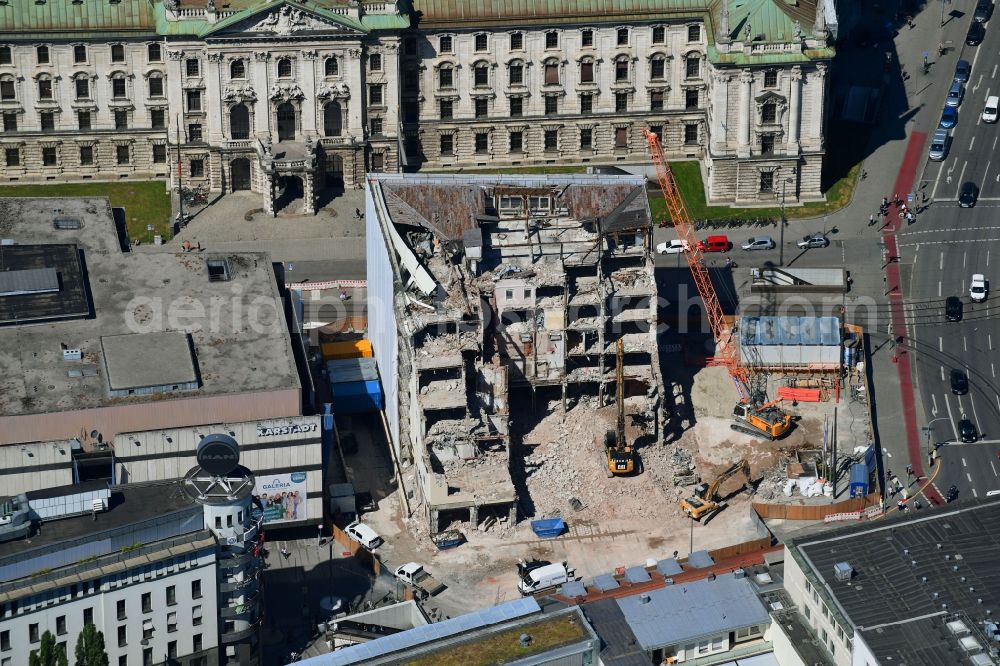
[256,422,318,437]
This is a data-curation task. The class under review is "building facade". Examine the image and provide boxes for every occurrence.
[0,0,833,210]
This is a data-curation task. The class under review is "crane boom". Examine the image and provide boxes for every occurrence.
[643,129,748,397]
[616,338,625,448]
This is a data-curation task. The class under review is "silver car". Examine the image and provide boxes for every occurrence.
[928,129,948,161]
[741,236,776,251]
[947,81,964,108]
[796,233,829,249]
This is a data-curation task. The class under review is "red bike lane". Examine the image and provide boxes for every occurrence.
[882,130,943,505]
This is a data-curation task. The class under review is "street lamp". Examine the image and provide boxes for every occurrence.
[779,175,795,266]
[921,417,950,463]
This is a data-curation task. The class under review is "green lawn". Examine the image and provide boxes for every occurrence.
[0,181,171,240]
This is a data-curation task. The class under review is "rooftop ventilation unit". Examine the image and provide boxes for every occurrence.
[834,562,853,582]
[206,258,231,282]
[53,218,82,230]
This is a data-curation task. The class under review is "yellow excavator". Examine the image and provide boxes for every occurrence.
[731,398,792,440]
[604,339,636,476]
[679,458,753,520]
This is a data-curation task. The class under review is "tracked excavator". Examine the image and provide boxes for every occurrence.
[604,338,636,476]
[679,458,754,521]
[644,129,792,441]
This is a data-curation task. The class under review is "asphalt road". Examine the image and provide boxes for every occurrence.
[900,12,1000,499]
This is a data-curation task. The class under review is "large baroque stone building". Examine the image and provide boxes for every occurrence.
[0,0,834,211]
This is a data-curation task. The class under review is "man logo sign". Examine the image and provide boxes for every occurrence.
[196,433,241,476]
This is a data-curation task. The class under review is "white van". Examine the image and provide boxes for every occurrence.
[983,95,999,123]
[345,521,383,550]
[517,562,572,595]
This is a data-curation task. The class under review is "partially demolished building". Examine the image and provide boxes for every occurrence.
[366,173,662,533]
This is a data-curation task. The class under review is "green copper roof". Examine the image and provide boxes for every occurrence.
[413,0,711,25]
[0,0,155,35]
[724,0,820,43]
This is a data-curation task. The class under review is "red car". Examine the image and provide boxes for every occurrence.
[697,235,731,253]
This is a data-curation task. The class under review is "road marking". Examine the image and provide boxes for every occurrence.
[900,225,1000,236]
[900,237,1000,248]
[992,362,996,378]
[968,472,974,483]
[964,336,968,352]
[997,393,1000,413]
[989,249,993,267]
[957,161,968,192]
[941,366,945,383]
[970,392,983,443]
[940,251,944,270]
[963,457,968,467]
[991,333,994,351]
[964,250,968,269]
[987,161,994,190]
[946,394,961,441]
[932,393,939,417]
[973,487,979,497]
[971,135,977,150]
[992,460,998,476]
[994,65,998,77]
[938,281,942,297]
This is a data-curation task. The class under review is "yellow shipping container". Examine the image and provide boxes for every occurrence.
[321,339,373,361]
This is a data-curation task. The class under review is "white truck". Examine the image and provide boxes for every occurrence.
[970,274,988,303]
[394,562,445,598]
[517,561,574,596]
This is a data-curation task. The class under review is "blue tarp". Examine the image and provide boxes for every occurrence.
[740,316,842,346]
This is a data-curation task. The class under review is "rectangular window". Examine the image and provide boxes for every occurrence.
[192,605,203,627]
[615,127,628,149]
[369,84,384,106]
[684,123,698,144]
[544,64,559,85]
[580,127,592,149]
[36,47,50,65]
[474,66,488,87]
[761,134,774,155]
[510,32,523,50]
[193,633,202,652]
[78,111,91,130]
[369,117,383,134]
[142,648,152,666]
[652,26,666,43]
[80,146,93,165]
[762,102,776,123]
[29,624,39,643]
[0,46,11,65]
[150,109,165,129]
[760,171,774,192]
[166,585,176,606]
[116,145,129,165]
[544,96,558,115]
[544,129,558,151]
[509,96,522,117]
[117,626,127,648]
[167,641,177,658]
[118,656,126,666]
[2,113,14,132]
[38,79,52,100]
[439,35,452,53]
[153,144,167,163]
[149,77,163,97]
[509,65,523,85]
[167,611,178,633]
[685,88,699,109]
[185,59,199,77]
[764,70,778,88]
[474,97,488,118]
[115,110,128,129]
[650,90,664,111]
[475,33,488,51]
[372,152,384,171]
[75,78,89,99]
[686,57,700,78]
[439,134,453,155]
[617,28,629,46]
[475,132,488,154]
[148,43,162,62]
[615,59,628,82]
[74,45,87,63]
[651,58,665,80]
[509,130,522,153]
[188,123,202,141]
[4,148,18,167]
[688,25,701,42]
[369,53,382,71]
[117,600,126,621]
[615,92,628,112]
[580,61,594,83]
[56,615,67,635]
[111,44,125,62]
[545,31,558,49]
[192,580,202,599]
[0,81,14,101]
[439,99,452,120]
[40,112,54,131]
[186,90,202,112]
[0,630,10,650]
[580,93,592,114]
[142,593,152,613]
[112,78,126,98]
[438,67,453,88]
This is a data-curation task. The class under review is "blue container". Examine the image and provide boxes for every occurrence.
[530,518,566,539]
[331,379,383,413]
[849,463,870,498]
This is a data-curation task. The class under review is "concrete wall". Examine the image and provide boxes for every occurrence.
[0,388,301,446]
[769,620,810,666]
[782,546,852,666]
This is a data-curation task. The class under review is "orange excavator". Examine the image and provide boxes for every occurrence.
[644,130,791,441]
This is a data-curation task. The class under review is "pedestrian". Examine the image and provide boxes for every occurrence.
[281,545,290,560]
[929,451,935,467]
[354,207,362,220]
[869,213,876,227]
[339,289,349,301]
[882,196,889,208]
[894,192,901,206]
[906,464,913,477]
[860,169,868,180]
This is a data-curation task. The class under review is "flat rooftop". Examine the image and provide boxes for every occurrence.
[0,244,89,324]
[0,197,299,420]
[790,498,1000,665]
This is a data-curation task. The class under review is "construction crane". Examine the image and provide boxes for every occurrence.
[679,458,754,521]
[643,129,791,441]
[604,338,636,476]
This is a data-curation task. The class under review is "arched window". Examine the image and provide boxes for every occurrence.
[230,103,250,139]
[323,101,342,137]
[230,59,246,79]
[147,43,162,62]
[324,56,339,77]
[473,62,489,87]
[277,58,292,78]
[438,63,455,89]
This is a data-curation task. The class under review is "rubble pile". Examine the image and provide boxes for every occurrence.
[754,459,791,500]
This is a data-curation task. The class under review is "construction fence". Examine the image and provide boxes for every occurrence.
[751,493,881,521]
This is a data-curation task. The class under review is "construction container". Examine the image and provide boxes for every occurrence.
[327,357,379,383]
[849,463,870,498]
[321,339,373,361]
[331,379,383,413]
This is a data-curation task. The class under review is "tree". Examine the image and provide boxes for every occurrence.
[29,630,68,666]
[74,624,109,666]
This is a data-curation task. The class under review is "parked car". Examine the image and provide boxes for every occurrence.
[951,368,969,395]
[929,129,949,161]
[697,235,731,253]
[975,0,994,22]
[796,233,829,249]
[955,59,972,83]
[741,236,776,251]
[940,106,958,129]
[970,273,988,302]
[960,418,979,443]
[947,81,964,108]
[945,296,963,322]
[984,95,999,123]
[345,521,383,550]
[967,20,986,45]
[959,181,979,208]
[656,239,690,255]
[517,562,574,596]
